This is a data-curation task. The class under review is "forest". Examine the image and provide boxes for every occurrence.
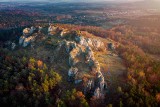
[1,1,160,107]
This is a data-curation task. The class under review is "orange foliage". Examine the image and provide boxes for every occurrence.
[156,93,160,103]
[76,91,85,99]
[37,60,43,68]
[138,71,145,78]
[148,73,159,84]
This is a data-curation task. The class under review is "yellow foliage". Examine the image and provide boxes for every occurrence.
[139,71,145,78]
[127,74,132,80]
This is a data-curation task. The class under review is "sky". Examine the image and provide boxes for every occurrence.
[0,0,144,2]
[0,0,159,2]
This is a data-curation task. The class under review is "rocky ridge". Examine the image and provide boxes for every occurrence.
[17,24,113,99]
[47,24,107,98]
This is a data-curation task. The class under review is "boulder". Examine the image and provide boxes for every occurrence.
[38,26,43,32]
[48,25,58,35]
[23,28,31,36]
[86,80,94,90]
[91,39,105,50]
[85,46,95,66]
[75,36,88,47]
[19,36,25,45]
[30,26,36,34]
[68,67,78,82]
[96,71,105,91]
[64,41,77,53]
[86,38,93,46]
[60,29,69,37]
[94,87,101,99]
[23,36,35,47]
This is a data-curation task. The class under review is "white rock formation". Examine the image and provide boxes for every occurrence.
[30,26,36,34]
[64,41,77,53]
[23,36,35,47]
[75,35,105,50]
[75,36,88,47]
[86,80,94,90]
[23,27,35,36]
[60,29,69,37]
[23,28,31,36]
[86,46,94,60]
[94,87,101,98]
[96,71,105,92]
[19,36,25,45]
[38,26,43,32]
[68,67,78,82]
[48,25,57,35]
[11,42,16,50]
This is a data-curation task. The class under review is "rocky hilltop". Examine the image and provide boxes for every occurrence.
[16,24,121,99]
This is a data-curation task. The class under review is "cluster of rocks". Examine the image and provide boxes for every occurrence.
[19,36,36,47]
[23,26,36,36]
[48,25,59,36]
[50,25,107,99]
[19,27,37,47]
[60,29,70,37]
[75,35,105,51]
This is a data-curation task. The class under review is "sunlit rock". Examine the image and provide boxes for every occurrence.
[68,67,78,82]
[60,29,69,37]
[94,87,101,98]
[48,25,58,35]
[23,36,35,47]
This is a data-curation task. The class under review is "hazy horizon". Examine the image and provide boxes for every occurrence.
[0,0,148,3]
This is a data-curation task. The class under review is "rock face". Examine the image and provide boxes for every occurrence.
[19,27,37,47]
[38,26,43,33]
[64,41,77,53]
[23,36,35,47]
[85,46,95,66]
[19,36,35,47]
[94,87,102,98]
[23,28,31,36]
[19,36,25,46]
[91,39,105,50]
[48,25,58,35]
[60,29,70,37]
[68,67,78,82]
[51,26,106,97]
[23,26,35,36]
[75,35,105,51]
[96,71,105,92]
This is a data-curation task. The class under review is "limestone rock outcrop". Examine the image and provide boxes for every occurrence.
[75,35,105,51]
[68,67,78,82]
[48,25,58,35]
[23,26,35,36]
[19,27,37,47]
